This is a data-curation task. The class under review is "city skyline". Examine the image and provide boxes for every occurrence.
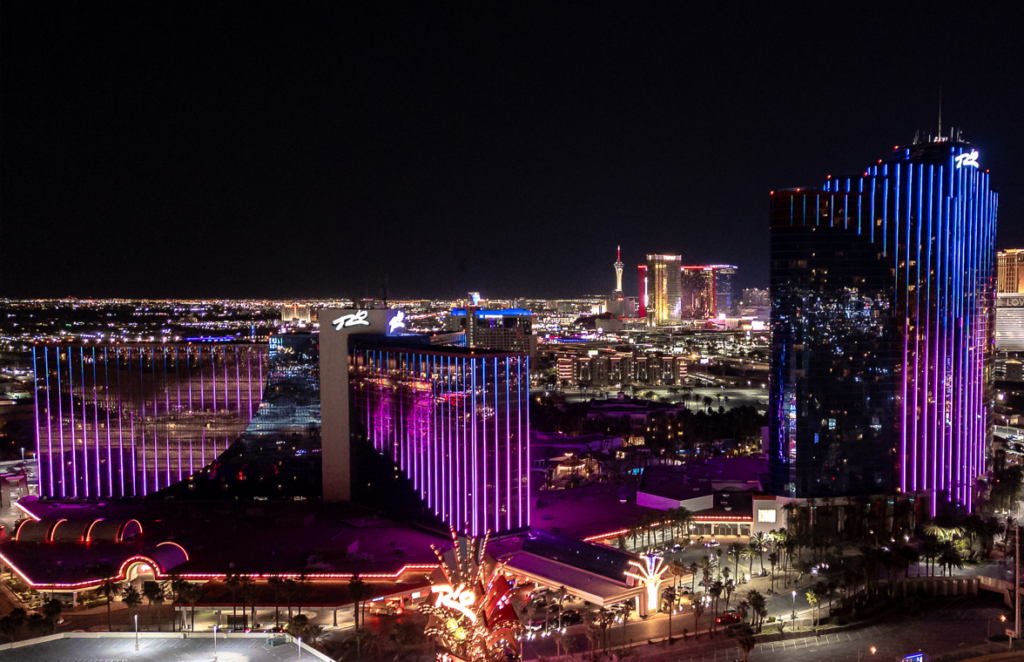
[1,3,1020,300]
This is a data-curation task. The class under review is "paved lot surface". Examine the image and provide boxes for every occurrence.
[0,636,302,662]
[634,593,1007,662]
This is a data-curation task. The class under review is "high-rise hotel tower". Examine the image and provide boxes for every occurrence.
[769,137,997,513]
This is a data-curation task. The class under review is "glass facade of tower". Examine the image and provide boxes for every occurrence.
[32,343,267,499]
[769,141,998,512]
[643,255,682,325]
[681,266,716,319]
[349,342,530,535]
[769,211,896,497]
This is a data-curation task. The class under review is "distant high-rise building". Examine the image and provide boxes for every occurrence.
[638,255,682,325]
[743,288,770,307]
[614,246,624,293]
[680,266,717,319]
[996,294,1024,351]
[997,250,1024,293]
[445,308,535,355]
[769,137,997,513]
[710,265,738,316]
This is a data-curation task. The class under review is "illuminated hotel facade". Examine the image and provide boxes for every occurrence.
[320,309,530,536]
[32,343,266,499]
[769,139,997,513]
[350,341,530,536]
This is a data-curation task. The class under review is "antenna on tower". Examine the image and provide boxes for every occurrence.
[617,245,621,261]
[938,86,943,139]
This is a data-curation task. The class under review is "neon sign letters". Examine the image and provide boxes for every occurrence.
[332,311,370,331]
[388,310,406,334]
[431,583,478,623]
[955,149,979,169]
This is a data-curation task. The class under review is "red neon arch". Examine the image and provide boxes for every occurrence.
[47,519,67,543]
[13,519,30,542]
[118,555,164,581]
[116,519,143,543]
[156,541,190,562]
[84,518,105,543]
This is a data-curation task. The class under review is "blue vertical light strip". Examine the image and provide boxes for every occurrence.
[857,178,863,235]
[883,165,890,257]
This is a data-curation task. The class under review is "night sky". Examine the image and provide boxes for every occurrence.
[1,3,1020,300]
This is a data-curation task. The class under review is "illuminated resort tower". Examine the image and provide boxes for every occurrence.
[769,137,997,514]
[638,254,682,325]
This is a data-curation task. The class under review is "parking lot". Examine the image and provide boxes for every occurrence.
[0,634,304,662]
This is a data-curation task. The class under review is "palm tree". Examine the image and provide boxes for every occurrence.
[736,599,749,625]
[746,589,765,631]
[267,575,284,627]
[750,532,768,574]
[688,561,699,594]
[282,578,297,621]
[142,582,166,631]
[224,573,242,622]
[42,598,63,634]
[663,586,676,644]
[734,624,757,662]
[938,541,964,576]
[620,599,633,650]
[168,573,189,632]
[122,585,142,629]
[723,578,735,611]
[768,551,779,592]
[709,580,723,636]
[97,578,122,631]
[692,599,705,639]
[556,586,568,630]
[294,574,312,616]
[348,574,373,630]
[728,542,743,579]
[180,583,204,632]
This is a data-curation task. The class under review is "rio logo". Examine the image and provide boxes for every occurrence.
[332,310,371,331]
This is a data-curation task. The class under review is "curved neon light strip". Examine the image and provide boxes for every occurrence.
[84,518,105,543]
[14,501,41,522]
[117,519,143,543]
[156,541,190,562]
[47,519,67,543]
[117,555,164,580]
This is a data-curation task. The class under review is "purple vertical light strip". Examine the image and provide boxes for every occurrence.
[481,356,486,535]
[211,348,217,414]
[235,346,241,422]
[116,349,125,497]
[246,348,253,421]
[140,348,148,496]
[56,346,67,497]
[467,357,474,534]
[199,347,205,411]
[31,347,44,496]
[494,357,500,532]
[80,347,89,497]
[223,346,229,414]
[446,356,453,525]
[897,162,907,494]
[911,164,922,492]
[67,346,79,497]
[93,347,102,496]
[525,355,531,528]
[923,165,934,493]
[175,348,183,483]
[43,348,54,496]
[517,355,523,529]
[506,357,511,532]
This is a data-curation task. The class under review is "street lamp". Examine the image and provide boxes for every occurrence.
[134,614,139,651]
[791,590,797,621]
[213,624,219,662]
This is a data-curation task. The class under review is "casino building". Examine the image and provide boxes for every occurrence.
[769,137,997,513]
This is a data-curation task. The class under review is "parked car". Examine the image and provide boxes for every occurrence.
[716,612,741,625]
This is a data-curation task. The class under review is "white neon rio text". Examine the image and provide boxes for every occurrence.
[388,310,406,334]
[332,310,370,331]
[955,149,979,169]
[431,583,478,623]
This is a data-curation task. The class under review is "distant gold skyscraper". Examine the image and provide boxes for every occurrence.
[638,254,681,325]
[997,249,1024,293]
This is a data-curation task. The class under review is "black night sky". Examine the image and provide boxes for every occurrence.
[1,3,1021,300]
